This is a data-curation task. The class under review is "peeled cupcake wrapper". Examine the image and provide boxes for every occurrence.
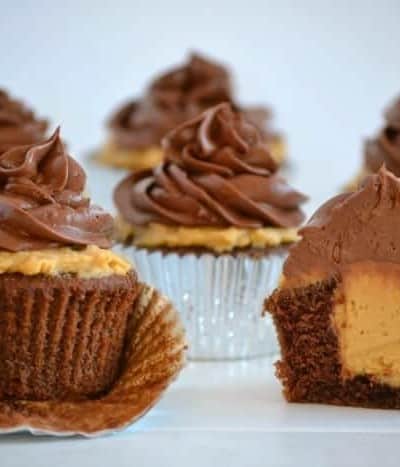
[0,283,187,437]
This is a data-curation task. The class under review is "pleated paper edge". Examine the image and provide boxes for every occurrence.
[0,283,187,437]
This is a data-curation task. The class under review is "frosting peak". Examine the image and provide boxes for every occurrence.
[284,166,400,281]
[0,128,113,251]
[163,103,278,175]
[115,104,306,229]
[0,89,47,153]
[149,53,232,111]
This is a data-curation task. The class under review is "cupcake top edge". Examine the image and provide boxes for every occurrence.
[0,89,48,153]
[114,103,306,234]
[283,166,400,283]
[0,127,114,252]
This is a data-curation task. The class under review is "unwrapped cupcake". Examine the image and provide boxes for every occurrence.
[114,103,306,360]
[0,128,186,435]
[98,52,286,170]
[0,89,47,153]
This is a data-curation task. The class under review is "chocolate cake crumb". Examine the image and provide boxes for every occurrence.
[265,278,400,408]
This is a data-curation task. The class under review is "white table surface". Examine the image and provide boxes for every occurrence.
[2,358,400,467]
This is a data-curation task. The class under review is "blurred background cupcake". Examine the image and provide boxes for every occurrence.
[97,52,286,171]
[347,94,400,190]
[0,89,48,154]
[114,103,307,360]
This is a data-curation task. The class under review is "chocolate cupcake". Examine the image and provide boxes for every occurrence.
[0,128,139,401]
[98,53,286,170]
[114,103,306,359]
[266,167,400,408]
[0,89,48,153]
[347,95,400,190]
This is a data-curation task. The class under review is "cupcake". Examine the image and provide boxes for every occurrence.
[0,89,48,153]
[0,128,139,401]
[266,166,400,408]
[347,95,400,190]
[98,52,286,170]
[114,103,306,359]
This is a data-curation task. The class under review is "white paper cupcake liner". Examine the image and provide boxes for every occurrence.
[116,246,286,360]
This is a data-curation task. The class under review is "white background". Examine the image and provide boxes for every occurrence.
[1,1,400,466]
[2,0,400,213]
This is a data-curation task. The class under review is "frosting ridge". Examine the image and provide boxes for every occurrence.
[109,53,232,150]
[115,103,306,229]
[0,128,113,251]
[0,89,47,153]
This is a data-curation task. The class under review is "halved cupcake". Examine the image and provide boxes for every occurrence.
[114,103,306,359]
[98,52,286,170]
[0,89,48,153]
[266,166,400,408]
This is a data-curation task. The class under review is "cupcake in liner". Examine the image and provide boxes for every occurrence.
[345,94,400,191]
[0,129,186,434]
[96,52,286,170]
[0,88,48,154]
[114,103,307,360]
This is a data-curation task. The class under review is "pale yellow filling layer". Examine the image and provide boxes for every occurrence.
[0,245,132,278]
[116,218,299,253]
[269,139,286,165]
[333,262,400,387]
[97,137,285,170]
[96,142,164,170]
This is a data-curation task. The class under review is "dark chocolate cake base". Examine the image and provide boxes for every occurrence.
[0,271,139,401]
[265,278,400,409]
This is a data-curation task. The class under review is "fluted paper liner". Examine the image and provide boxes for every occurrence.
[0,283,187,436]
[118,246,286,360]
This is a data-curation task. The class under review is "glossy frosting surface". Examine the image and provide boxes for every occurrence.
[115,104,306,229]
[0,128,113,251]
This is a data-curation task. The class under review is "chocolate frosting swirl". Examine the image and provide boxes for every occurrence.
[109,53,233,150]
[0,89,48,153]
[284,166,400,281]
[0,128,113,251]
[114,104,306,229]
[108,54,283,152]
[365,96,400,175]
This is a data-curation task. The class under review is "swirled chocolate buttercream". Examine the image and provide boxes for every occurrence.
[109,53,233,150]
[0,89,47,153]
[0,128,113,251]
[115,104,305,228]
[284,166,400,281]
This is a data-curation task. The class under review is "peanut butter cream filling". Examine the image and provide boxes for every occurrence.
[333,262,400,387]
[0,245,131,278]
[97,142,163,170]
[116,217,299,253]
